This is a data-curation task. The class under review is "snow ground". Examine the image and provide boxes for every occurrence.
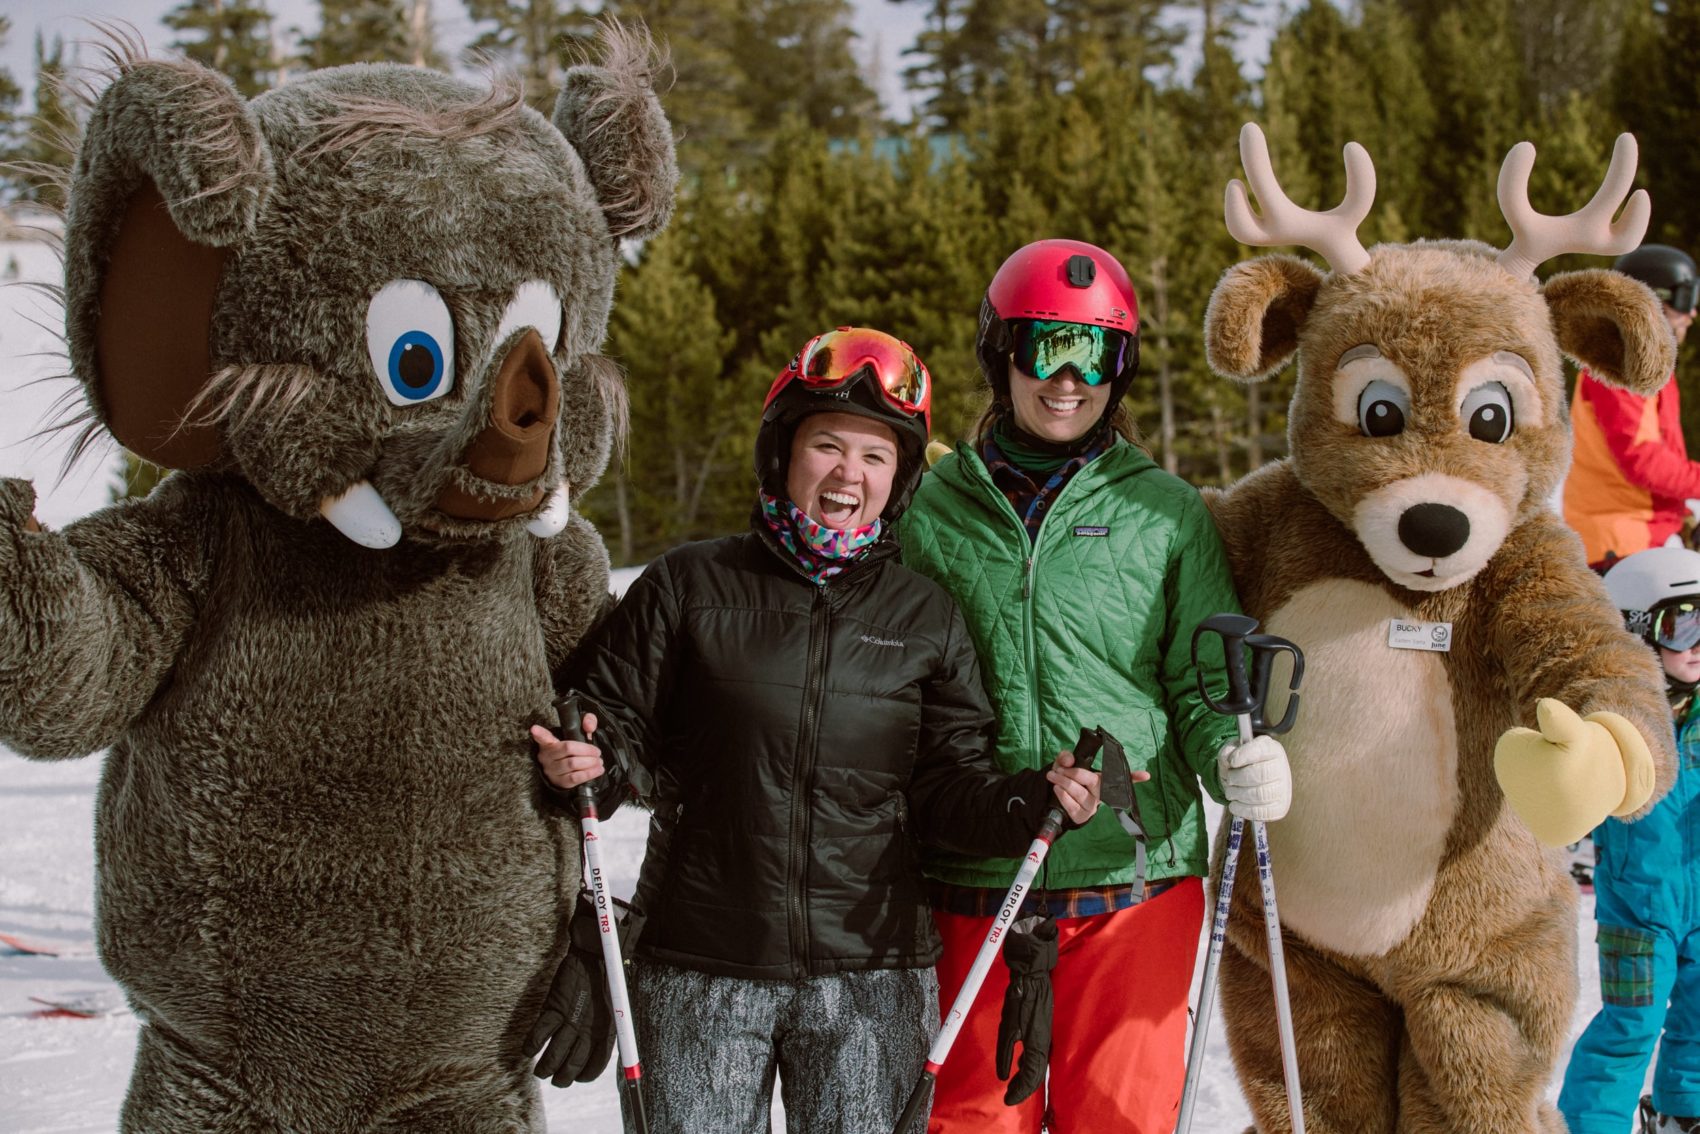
[0,237,1618,1131]
[0,755,1611,1133]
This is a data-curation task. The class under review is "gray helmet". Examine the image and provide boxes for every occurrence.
[1603,546,1700,647]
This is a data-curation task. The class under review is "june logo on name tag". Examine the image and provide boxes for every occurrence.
[1388,619,1452,652]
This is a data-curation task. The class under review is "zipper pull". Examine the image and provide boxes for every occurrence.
[1024,556,1034,600]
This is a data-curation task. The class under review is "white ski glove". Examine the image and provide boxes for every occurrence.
[1217,735,1292,822]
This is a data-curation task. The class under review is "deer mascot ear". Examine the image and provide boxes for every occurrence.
[552,24,679,241]
[64,58,272,469]
[1204,253,1326,382]
[1542,268,1676,396]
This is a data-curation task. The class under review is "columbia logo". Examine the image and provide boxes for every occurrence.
[860,634,905,648]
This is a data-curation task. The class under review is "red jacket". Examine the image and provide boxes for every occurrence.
[1563,370,1700,565]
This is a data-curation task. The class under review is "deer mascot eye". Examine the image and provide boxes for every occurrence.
[1462,382,1514,443]
[366,280,456,406]
[1357,379,1410,437]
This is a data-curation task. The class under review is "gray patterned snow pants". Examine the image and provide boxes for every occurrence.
[621,959,938,1133]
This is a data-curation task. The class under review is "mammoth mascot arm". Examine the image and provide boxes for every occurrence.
[0,474,217,757]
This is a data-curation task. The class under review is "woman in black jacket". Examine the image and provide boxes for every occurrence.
[533,327,1101,1133]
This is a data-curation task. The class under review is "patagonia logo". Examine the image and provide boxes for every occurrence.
[1073,525,1110,537]
[860,634,905,648]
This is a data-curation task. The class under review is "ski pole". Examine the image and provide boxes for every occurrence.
[555,694,649,1134]
[1179,615,1306,1134]
[890,727,1107,1134]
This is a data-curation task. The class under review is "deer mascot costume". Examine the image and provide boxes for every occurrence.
[1204,125,1676,1132]
[0,26,675,1132]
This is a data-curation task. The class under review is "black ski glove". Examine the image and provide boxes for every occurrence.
[995,912,1059,1106]
[526,890,645,1087]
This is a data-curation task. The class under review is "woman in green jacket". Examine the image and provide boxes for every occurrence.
[900,238,1292,1134]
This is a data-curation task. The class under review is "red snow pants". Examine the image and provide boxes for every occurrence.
[925,876,1204,1134]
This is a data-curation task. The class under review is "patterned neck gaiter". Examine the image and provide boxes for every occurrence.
[759,492,882,585]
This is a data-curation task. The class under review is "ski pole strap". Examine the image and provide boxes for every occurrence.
[1072,725,1147,891]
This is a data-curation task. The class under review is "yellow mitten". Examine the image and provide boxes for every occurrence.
[925,440,952,467]
[1494,698,1654,847]
[1589,709,1657,817]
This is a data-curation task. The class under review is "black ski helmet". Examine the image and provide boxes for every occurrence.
[754,327,933,522]
[1614,243,1699,314]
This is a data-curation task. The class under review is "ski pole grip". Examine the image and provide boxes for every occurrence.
[551,694,596,812]
[1192,613,1260,717]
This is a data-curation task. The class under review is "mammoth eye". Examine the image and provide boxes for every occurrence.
[1357,379,1409,438]
[494,281,564,354]
[1462,381,1514,443]
[366,280,455,406]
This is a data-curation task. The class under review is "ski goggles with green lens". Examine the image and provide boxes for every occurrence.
[1654,600,1700,651]
[1009,319,1130,387]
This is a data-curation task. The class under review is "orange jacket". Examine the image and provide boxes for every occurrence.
[1563,370,1700,565]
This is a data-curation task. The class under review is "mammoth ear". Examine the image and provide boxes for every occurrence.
[553,20,679,242]
[1203,254,1325,382]
[64,57,272,469]
[1542,268,1674,396]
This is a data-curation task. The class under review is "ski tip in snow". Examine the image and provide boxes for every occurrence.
[25,992,128,1019]
[0,931,96,958]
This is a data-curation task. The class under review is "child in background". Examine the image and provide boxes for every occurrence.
[1561,546,1700,1134]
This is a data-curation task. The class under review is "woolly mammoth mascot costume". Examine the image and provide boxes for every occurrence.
[1203,125,1676,1133]
[0,26,675,1132]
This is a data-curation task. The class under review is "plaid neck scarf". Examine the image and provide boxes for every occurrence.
[759,492,882,585]
[980,430,1105,543]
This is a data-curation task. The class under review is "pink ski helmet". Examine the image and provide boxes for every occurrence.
[977,238,1141,403]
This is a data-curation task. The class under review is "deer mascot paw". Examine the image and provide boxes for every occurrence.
[1495,698,1658,846]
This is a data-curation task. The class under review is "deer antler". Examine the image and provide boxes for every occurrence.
[1225,122,1376,276]
[1497,133,1649,280]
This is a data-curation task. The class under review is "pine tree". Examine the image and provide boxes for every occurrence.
[0,17,24,190]
[164,0,279,96]
[580,223,738,563]
[570,0,877,176]
[1409,0,1528,240]
[305,0,418,69]
[894,0,1181,131]
[1615,0,1700,253]
[12,33,77,214]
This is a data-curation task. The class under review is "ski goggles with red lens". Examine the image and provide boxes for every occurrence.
[1654,600,1700,651]
[1009,319,1131,387]
[766,327,932,424]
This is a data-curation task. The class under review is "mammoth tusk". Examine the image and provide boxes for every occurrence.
[320,481,402,549]
[526,481,571,538]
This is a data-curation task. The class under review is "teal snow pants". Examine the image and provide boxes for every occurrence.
[1560,707,1700,1133]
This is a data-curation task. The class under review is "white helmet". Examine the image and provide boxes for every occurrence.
[1603,546,1700,648]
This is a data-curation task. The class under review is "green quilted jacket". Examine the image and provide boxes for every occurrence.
[900,437,1243,888]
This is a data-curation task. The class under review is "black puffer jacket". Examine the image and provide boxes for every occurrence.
[557,524,1054,980]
